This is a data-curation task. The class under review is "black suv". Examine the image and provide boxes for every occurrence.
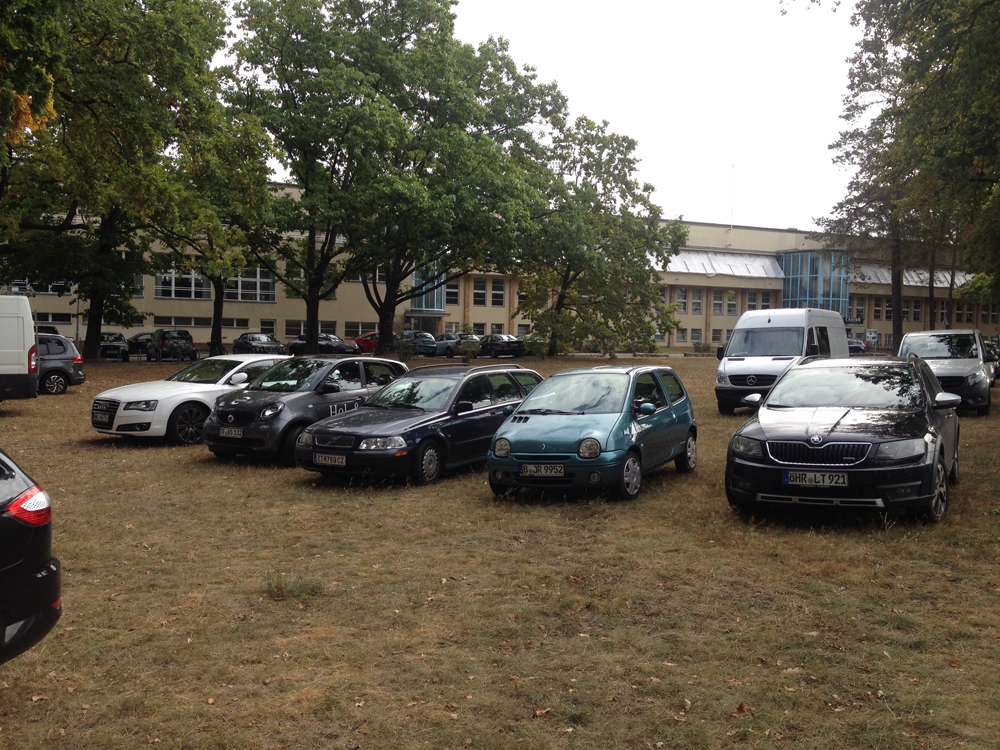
[0,449,61,665]
[100,332,131,361]
[296,363,542,484]
[203,356,407,463]
[147,329,198,362]
[37,334,86,395]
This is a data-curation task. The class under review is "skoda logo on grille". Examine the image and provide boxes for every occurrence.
[227,415,235,424]
[809,435,823,445]
[746,375,757,385]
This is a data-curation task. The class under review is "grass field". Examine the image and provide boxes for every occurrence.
[1,355,999,749]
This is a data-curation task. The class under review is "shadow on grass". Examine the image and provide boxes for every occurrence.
[729,502,925,532]
[75,434,178,451]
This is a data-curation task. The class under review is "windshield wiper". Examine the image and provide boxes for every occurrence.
[520,408,582,415]
[389,402,424,410]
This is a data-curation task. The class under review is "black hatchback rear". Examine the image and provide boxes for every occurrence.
[0,450,61,665]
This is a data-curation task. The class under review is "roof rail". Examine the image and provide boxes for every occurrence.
[405,362,525,375]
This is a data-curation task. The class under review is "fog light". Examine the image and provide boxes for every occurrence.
[589,472,602,483]
[494,470,503,480]
[883,483,921,500]
[733,478,755,492]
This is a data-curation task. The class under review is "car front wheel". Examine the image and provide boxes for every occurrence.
[615,451,642,500]
[40,372,68,395]
[917,455,950,523]
[167,403,209,445]
[411,440,443,484]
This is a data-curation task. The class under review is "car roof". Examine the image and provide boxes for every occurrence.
[402,363,529,379]
[902,329,980,338]
[204,353,291,363]
[793,356,910,370]
[552,364,679,377]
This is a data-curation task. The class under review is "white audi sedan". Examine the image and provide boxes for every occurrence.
[91,354,289,445]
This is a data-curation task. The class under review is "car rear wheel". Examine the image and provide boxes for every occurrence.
[411,440,443,485]
[615,451,642,500]
[167,403,209,445]
[675,432,697,473]
[40,372,68,395]
[445,347,455,358]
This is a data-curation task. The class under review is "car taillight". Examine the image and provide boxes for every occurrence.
[28,344,37,374]
[6,485,52,526]
[73,355,83,364]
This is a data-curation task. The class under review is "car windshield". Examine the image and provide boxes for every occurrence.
[519,373,629,414]
[725,327,804,357]
[248,358,330,392]
[102,333,124,342]
[367,377,457,410]
[899,333,978,359]
[767,366,924,409]
[166,358,240,384]
[250,334,278,343]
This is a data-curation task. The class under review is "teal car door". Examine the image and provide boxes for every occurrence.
[656,369,692,456]
[631,372,676,467]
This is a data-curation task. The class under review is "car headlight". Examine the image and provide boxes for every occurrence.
[716,371,728,385]
[260,402,284,419]
[875,438,927,461]
[579,438,601,458]
[494,438,511,457]
[297,431,313,446]
[124,400,158,411]
[967,371,986,386]
[359,436,406,450]
[731,435,763,457]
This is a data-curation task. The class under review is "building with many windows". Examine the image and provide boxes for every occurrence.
[17,220,995,350]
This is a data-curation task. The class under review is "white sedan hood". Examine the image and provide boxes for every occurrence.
[95,380,228,401]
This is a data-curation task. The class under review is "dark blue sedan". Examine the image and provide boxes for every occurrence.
[486,365,697,499]
[296,364,543,484]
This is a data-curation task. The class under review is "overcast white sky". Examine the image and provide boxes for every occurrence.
[453,0,861,231]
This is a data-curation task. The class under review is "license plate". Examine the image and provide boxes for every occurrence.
[219,427,243,439]
[92,412,110,424]
[315,453,346,467]
[783,471,848,486]
[519,463,564,477]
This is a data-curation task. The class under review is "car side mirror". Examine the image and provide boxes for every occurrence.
[717,346,725,360]
[986,352,998,363]
[638,402,656,415]
[228,372,248,386]
[933,392,962,410]
[454,401,473,414]
[503,404,516,416]
[322,382,341,394]
[742,393,763,407]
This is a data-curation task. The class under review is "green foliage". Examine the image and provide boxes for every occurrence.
[459,339,480,363]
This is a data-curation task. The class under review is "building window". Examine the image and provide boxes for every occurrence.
[712,290,724,316]
[873,297,882,321]
[491,323,504,335]
[320,321,337,335]
[152,316,212,327]
[690,328,702,343]
[747,291,757,311]
[902,299,911,322]
[472,323,486,336]
[676,328,687,343]
[993,304,999,325]
[727,290,738,316]
[224,267,276,303]
[711,328,723,343]
[884,333,894,349]
[885,299,892,322]
[491,279,505,307]
[761,291,771,309]
[473,278,486,306]
[260,319,276,335]
[344,321,377,339]
[966,305,974,324]
[692,289,703,315]
[155,269,212,299]
[445,281,459,306]
[517,291,527,305]
[912,300,921,322]
[285,320,306,338]
[12,279,72,295]
[347,268,387,283]
[34,312,73,325]
[517,324,531,336]
[982,305,989,324]
[852,295,865,321]
[726,329,734,342]
[220,318,250,328]
[445,322,460,333]
[676,288,688,315]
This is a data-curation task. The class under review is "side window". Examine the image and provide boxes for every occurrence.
[364,361,399,388]
[816,326,832,357]
[632,372,667,410]
[328,361,363,391]
[457,376,492,409]
[240,360,277,382]
[37,340,50,356]
[487,373,520,403]
[512,372,542,393]
[657,370,685,403]
[46,338,67,355]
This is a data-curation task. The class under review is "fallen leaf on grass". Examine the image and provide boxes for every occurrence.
[531,708,550,718]
[31,695,49,702]
[950,658,960,666]
[782,667,803,674]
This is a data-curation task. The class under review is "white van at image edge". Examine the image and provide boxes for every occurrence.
[0,296,38,401]
[715,308,849,415]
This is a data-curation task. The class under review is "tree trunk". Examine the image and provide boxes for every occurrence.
[82,209,120,360]
[304,295,321,353]
[889,216,904,349]
[927,244,936,331]
[210,276,226,356]
[374,279,401,356]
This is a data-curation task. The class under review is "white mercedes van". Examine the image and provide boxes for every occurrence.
[715,308,849,414]
[0,296,38,401]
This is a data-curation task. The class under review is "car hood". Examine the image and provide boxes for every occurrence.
[925,358,982,378]
[95,380,229,401]
[719,355,801,375]
[497,413,622,452]
[215,389,294,410]
[309,405,444,436]
[747,405,929,442]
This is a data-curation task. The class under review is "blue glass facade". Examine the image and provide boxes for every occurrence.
[780,251,850,318]
[409,271,445,313]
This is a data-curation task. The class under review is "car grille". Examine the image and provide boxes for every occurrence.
[728,374,777,387]
[216,409,256,427]
[92,399,120,414]
[92,399,120,427]
[766,441,871,466]
[757,492,884,508]
[315,435,355,449]
[936,376,966,391]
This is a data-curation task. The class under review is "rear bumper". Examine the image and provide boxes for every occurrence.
[0,557,61,665]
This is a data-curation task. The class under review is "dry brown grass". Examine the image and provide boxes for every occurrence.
[2,354,999,749]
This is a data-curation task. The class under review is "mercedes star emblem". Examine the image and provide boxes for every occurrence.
[746,375,757,385]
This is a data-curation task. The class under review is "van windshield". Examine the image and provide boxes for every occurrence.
[725,328,804,357]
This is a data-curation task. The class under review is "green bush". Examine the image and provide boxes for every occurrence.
[692,341,713,354]
[395,340,414,362]
[460,339,480,362]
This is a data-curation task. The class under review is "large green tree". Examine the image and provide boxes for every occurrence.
[229,0,562,354]
[515,117,686,356]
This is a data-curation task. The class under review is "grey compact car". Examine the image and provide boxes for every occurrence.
[37,334,86,395]
[203,356,408,463]
[898,329,996,416]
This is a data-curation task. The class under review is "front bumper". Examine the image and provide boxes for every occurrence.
[91,400,168,436]
[203,416,285,455]
[296,444,413,475]
[725,454,936,510]
[487,450,627,491]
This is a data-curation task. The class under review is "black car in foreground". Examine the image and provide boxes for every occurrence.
[287,333,362,356]
[726,356,961,522]
[204,356,407,463]
[296,363,542,484]
[0,449,60,665]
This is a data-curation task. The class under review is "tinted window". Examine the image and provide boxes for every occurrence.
[512,372,542,393]
[815,327,831,356]
[658,370,685,402]
[457,376,492,409]
[167,358,239,384]
[488,373,520,403]
[250,359,331,393]
[900,333,979,359]
[364,362,399,387]
[367,377,456,410]
[768,366,924,409]
[633,373,667,409]
[328,361,362,391]
[44,338,67,355]
[725,328,804,357]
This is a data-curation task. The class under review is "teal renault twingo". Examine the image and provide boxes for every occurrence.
[486,365,697,499]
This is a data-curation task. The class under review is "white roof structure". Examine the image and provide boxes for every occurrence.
[852,263,977,289]
[661,250,784,279]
